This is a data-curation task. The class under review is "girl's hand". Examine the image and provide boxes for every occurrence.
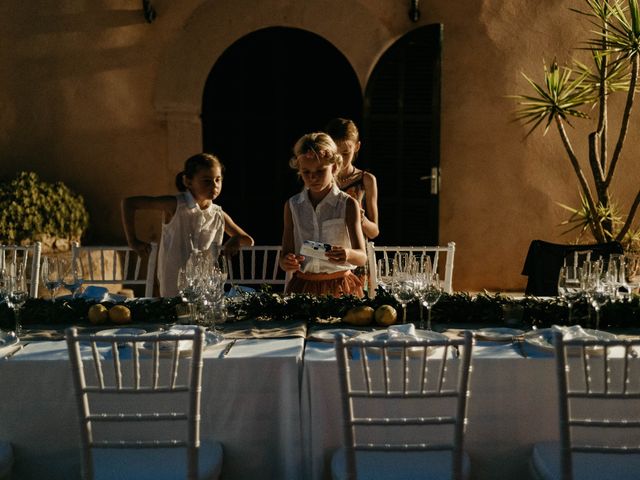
[326,245,349,264]
[281,253,305,272]
[222,236,242,256]
[130,239,151,258]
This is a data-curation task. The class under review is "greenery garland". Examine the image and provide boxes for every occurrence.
[1,288,640,332]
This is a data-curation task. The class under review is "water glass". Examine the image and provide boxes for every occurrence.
[557,265,582,324]
[390,273,415,324]
[41,257,62,300]
[63,257,84,298]
[418,272,443,330]
[6,270,28,336]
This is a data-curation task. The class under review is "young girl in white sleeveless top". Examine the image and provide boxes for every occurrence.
[279,132,367,297]
[122,153,254,297]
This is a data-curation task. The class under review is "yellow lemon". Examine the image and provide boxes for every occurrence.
[342,306,375,326]
[88,304,109,325]
[108,305,132,324]
[374,305,398,326]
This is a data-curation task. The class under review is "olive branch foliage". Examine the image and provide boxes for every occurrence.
[3,288,640,332]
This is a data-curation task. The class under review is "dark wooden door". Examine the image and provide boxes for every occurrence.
[362,24,442,245]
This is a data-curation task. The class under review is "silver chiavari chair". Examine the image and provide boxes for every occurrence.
[367,242,455,297]
[531,332,640,480]
[332,331,473,480]
[71,242,158,297]
[0,242,42,297]
[65,326,223,480]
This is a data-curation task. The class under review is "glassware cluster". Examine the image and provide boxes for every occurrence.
[177,247,227,343]
[557,251,639,330]
[379,252,443,330]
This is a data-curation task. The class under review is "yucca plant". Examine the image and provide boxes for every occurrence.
[514,0,640,249]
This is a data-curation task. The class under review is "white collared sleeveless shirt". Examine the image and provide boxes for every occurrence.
[157,191,225,296]
[289,184,354,274]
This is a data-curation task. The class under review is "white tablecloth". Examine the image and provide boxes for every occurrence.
[0,337,304,480]
[301,340,561,480]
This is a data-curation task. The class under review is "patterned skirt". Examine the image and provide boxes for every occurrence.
[286,270,364,298]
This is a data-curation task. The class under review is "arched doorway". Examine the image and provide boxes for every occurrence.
[202,27,362,244]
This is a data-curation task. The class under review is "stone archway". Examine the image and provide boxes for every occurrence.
[201,26,362,243]
[153,1,394,173]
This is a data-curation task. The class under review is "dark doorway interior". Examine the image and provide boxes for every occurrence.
[202,27,362,244]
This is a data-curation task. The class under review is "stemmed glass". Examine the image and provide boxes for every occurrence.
[607,253,630,300]
[6,266,28,336]
[582,262,610,330]
[178,265,202,323]
[557,265,582,324]
[41,256,62,300]
[376,259,393,291]
[418,272,443,331]
[390,255,417,324]
[61,257,84,298]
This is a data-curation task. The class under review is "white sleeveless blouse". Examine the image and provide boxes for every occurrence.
[157,191,225,296]
[289,184,354,273]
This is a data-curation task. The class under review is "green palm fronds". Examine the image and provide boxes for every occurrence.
[573,53,631,95]
[583,0,640,62]
[512,61,593,136]
[558,193,622,240]
[513,0,640,247]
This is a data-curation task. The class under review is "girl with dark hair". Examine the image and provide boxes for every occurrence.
[122,153,253,296]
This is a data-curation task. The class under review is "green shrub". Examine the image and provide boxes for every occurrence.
[0,171,89,248]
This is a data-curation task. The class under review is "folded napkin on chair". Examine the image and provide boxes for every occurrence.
[551,324,597,340]
[387,324,417,340]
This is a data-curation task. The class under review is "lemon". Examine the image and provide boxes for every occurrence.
[108,305,132,324]
[88,304,109,325]
[374,305,398,326]
[342,306,375,326]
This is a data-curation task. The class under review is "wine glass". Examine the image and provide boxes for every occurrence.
[376,258,393,290]
[0,267,7,303]
[41,256,62,300]
[178,265,202,323]
[62,257,84,298]
[7,268,28,336]
[607,253,630,300]
[557,265,582,324]
[390,271,415,324]
[582,264,610,330]
[419,272,443,330]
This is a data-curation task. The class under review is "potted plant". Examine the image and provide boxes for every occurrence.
[513,0,640,252]
[0,171,89,252]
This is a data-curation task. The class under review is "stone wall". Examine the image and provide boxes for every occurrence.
[1,0,638,291]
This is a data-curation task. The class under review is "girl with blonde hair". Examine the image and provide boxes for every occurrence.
[279,132,367,297]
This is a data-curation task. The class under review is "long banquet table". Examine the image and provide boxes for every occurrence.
[4,326,639,480]
[0,337,305,480]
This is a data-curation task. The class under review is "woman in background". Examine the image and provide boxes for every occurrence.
[325,118,379,240]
